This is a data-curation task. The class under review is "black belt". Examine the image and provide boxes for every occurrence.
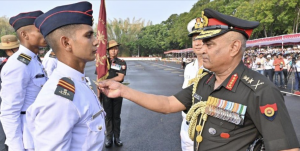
[0,111,26,114]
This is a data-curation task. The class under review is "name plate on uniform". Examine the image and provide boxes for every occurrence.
[111,63,121,70]
[205,96,247,125]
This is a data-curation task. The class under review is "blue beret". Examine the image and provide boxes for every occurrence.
[35,1,93,37]
[9,11,44,31]
[196,8,260,40]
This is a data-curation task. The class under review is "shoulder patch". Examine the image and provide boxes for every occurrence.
[49,51,56,58]
[54,77,75,101]
[17,53,31,65]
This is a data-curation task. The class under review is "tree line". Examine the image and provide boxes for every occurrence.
[1,0,299,57]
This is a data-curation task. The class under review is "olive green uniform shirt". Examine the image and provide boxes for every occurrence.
[174,61,299,151]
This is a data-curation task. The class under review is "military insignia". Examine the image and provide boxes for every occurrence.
[54,77,75,101]
[205,96,247,125]
[260,103,277,121]
[197,29,222,39]
[208,127,216,135]
[194,15,208,29]
[17,53,31,65]
[122,65,126,70]
[49,51,56,58]
[251,80,264,89]
[226,74,238,90]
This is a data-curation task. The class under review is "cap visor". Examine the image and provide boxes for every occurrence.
[188,30,202,37]
[196,29,228,40]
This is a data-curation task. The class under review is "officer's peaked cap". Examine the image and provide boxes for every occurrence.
[187,17,207,37]
[196,8,260,40]
[35,1,93,37]
[9,10,44,31]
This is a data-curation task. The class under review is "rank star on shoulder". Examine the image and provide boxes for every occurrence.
[247,78,254,84]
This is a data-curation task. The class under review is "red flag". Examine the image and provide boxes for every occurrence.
[96,0,109,82]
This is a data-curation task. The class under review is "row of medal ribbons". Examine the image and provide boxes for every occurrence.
[204,96,247,125]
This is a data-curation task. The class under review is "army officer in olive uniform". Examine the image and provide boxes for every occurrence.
[103,40,127,148]
[98,8,299,151]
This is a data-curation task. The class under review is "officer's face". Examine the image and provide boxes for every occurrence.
[108,46,119,58]
[71,24,98,62]
[192,34,203,56]
[200,33,232,72]
[27,25,47,47]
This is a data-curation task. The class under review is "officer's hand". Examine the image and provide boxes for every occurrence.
[98,80,123,98]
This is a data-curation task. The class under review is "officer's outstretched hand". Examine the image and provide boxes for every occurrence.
[98,80,123,98]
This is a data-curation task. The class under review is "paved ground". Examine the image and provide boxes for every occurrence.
[85,60,300,151]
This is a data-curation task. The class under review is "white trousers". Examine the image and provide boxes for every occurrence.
[180,112,194,151]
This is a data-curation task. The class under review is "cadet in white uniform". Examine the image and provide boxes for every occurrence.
[42,49,57,77]
[180,17,206,151]
[26,2,105,150]
[0,11,47,151]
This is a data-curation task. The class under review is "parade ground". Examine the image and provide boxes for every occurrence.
[84,60,300,151]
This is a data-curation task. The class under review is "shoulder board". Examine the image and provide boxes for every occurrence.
[17,53,31,65]
[54,77,75,101]
[240,68,267,92]
[49,51,56,58]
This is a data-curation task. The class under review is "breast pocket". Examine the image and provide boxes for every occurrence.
[202,116,236,143]
[83,110,106,150]
[32,73,47,88]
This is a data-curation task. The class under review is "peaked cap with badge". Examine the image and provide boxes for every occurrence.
[187,12,208,37]
[34,1,93,38]
[0,35,20,50]
[9,10,44,31]
[196,8,260,40]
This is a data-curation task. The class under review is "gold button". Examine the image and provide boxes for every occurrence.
[98,125,102,130]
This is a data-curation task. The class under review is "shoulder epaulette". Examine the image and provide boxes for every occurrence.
[49,51,56,58]
[17,53,31,65]
[54,77,75,101]
[240,69,267,92]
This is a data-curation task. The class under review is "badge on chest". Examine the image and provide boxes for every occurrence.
[205,96,247,125]
[111,63,121,70]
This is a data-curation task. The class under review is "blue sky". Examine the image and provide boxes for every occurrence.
[0,0,198,25]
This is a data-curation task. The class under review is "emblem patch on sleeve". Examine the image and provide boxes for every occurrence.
[17,53,31,65]
[260,103,277,121]
[54,77,75,101]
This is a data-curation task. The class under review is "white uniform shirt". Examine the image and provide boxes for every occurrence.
[0,45,47,150]
[181,59,203,151]
[42,49,57,77]
[182,59,200,89]
[26,61,105,151]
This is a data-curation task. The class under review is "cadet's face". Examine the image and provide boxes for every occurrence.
[108,46,119,58]
[200,34,231,72]
[71,25,98,62]
[192,35,203,56]
[27,25,47,47]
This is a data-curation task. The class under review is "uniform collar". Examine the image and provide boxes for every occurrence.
[19,44,37,58]
[206,61,245,92]
[56,61,86,82]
